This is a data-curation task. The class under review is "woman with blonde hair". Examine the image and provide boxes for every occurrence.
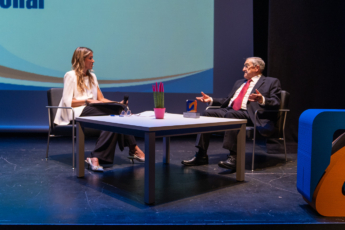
[54,47,144,171]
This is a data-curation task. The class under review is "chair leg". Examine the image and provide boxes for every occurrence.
[46,128,51,160]
[282,111,288,162]
[283,133,287,162]
[72,122,75,170]
[251,131,256,171]
[72,135,75,170]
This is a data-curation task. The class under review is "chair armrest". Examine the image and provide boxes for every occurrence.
[206,106,221,110]
[278,109,290,112]
[253,108,290,132]
[46,106,75,129]
[254,109,290,115]
[46,106,74,110]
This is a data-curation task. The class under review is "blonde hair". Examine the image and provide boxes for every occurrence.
[71,47,95,92]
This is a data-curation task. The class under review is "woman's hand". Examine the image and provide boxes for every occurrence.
[87,99,101,104]
[71,98,100,107]
[119,100,129,105]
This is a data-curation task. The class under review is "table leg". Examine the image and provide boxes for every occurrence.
[145,132,156,204]
[236,123,246,181]
[163,137,170,164]
[76,122,85,177]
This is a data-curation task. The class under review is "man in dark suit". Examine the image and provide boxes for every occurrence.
[182,57,281,170]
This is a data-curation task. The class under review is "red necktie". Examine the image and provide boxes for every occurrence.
[232,79,252,111]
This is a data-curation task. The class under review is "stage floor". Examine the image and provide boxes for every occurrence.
[0,134,344,227]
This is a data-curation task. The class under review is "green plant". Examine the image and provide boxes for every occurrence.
[153,82,164,108]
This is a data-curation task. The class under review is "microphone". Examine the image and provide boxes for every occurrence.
[123,95,130,112]
[123,95,129,104]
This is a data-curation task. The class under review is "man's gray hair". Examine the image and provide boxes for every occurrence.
[246,57,265,72]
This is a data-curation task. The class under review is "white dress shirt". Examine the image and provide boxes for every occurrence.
[54,70,99,125]
[210,75,265,110]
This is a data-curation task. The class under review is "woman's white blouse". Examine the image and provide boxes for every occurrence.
[54,70,99,125]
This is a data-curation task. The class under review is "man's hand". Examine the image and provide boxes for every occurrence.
[196,92,211,103]
[248,89,263,104]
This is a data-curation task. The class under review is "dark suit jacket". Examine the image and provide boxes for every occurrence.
[212,75,281,136]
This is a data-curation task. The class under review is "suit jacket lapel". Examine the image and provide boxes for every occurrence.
[250,75,266,94]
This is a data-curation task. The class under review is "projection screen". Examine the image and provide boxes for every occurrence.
[0,0,214,93]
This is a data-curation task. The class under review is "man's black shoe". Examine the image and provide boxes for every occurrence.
[181,154,208,166]
[218,155,236,170]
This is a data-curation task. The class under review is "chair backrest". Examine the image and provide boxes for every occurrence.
[47,88,63,129]
[276,90,290,137]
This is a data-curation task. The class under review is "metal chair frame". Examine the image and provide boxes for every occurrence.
[46,106,76,169]
[250,108,289,171]
[205,92,290,171]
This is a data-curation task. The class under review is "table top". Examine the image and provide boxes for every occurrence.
[76,111,247,132]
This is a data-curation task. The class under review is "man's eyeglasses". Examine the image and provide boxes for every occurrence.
[243,64,255,69]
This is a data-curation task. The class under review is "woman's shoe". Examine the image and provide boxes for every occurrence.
[128,154,145,163]
[128,151,145,163]
[85,158,104,172]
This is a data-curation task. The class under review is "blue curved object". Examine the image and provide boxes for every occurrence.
[297,109,345,202]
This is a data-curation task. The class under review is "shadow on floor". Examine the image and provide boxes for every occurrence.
[70,163,242,208]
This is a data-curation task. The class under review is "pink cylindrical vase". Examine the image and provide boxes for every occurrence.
[154,108,166,119]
